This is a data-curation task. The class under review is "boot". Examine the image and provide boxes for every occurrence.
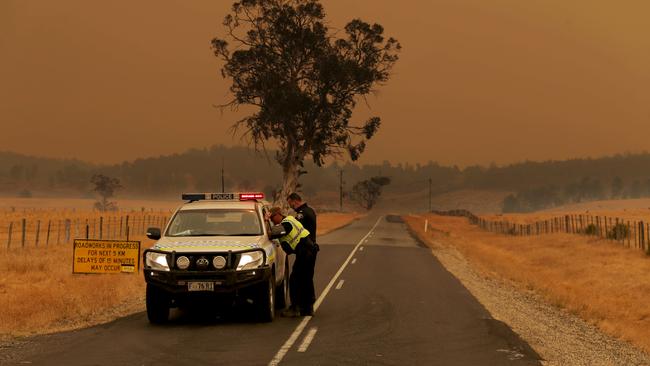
[300,305,314,316]
[281,306,300,318]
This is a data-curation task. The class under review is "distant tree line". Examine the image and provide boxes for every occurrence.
[4,148,650,212]
[502,176,650,213]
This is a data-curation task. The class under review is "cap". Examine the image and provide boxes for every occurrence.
[269,207,284,217]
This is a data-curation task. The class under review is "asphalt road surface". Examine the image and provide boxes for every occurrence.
[3,214,541,366]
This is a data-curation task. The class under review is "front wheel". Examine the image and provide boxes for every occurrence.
[146,284,170,324]
[255,273,275,322]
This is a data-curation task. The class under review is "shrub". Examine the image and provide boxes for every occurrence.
[608,223,629,240]
[584,224,598,236]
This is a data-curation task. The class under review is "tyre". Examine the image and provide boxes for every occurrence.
[275,260,290,309]
[146,284,170,324]
[255,272,275,322]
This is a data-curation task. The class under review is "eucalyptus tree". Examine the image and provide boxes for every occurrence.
[212,0,400,203]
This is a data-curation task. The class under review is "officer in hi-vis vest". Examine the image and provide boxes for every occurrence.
[269,206,318,317]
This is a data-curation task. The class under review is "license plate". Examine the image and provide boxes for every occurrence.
[188,282,214,292]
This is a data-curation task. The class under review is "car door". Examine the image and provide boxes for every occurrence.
[260,205,286,283]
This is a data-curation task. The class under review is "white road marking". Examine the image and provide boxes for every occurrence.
[335,280,345,290]
[359,246,364,251]
[267,216,383,366]
[297,327,318,352]
[351,258,357,264]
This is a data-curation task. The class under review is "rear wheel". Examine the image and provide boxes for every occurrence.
[255,272,275,322]
[146,284,170,324]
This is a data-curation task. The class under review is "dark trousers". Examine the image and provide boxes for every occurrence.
[289,239,318,311]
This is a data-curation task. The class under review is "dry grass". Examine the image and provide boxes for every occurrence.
[0,211,362,340]
[404,213,650,353]
[482,209,650,225]
[485,198,650,224]
[317,212,365,236]
[0,233,153,340]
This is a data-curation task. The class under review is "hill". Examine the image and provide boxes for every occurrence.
[2,148,650,213]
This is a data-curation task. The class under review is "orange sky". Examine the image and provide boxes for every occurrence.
[1,0,649,167]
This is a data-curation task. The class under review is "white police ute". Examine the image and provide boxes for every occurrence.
[143,192,289,323]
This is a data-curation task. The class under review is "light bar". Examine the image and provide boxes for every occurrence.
[181,192,264,201]
[239,193,264,201]
[181,193,235,201]
[181,193,207,201]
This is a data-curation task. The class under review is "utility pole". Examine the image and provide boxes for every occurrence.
[428,177,432,212]
[221,157,225,193]
[339,169,344,212]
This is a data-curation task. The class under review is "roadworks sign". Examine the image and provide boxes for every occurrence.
[73,239,141,274]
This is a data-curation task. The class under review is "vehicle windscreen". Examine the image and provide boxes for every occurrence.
[166,209,263,237]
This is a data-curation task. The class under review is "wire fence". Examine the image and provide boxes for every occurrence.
[432,209,650,255]
[0,211,171,249]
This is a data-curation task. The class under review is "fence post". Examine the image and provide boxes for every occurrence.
[46,220,51,247]
[65,219,71,243]
[7,222,13,249]
[35,220,41,247]
[643,224,650,254]
[126,215,130,241]
[21,218,26,248]
[564,215,569,233]
[424,219,428,233]
[99,216,103,240]
[596,216,600,237]
[626,221,630,247]
[640,221,645,251]
[57,219,61,244]
[85,223,89,239]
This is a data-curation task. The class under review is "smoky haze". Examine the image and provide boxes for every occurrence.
[1,0,649,166]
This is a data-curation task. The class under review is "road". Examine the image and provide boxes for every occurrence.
[2,214,541,365]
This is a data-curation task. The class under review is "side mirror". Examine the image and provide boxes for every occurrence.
[146,227,161,240]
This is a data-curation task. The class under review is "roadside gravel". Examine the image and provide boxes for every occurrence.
[426,238,650,366]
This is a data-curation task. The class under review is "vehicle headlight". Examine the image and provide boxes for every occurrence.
[213,255,226,269]
[145,252,170,271]
[176,256,190,270]
[237,251,264,271]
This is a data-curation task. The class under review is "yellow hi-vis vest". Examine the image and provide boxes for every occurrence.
[280,216,311,250]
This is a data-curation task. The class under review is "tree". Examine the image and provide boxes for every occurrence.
[611,176,623,198]
[211,0,400,205]
[91,174,122,212]
[501,194,521,213]
[350,176,391,210]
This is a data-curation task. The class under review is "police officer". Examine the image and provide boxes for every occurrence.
[287,193,317,244]
[269,206,318,317]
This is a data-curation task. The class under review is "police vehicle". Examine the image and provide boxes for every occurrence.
[143,192,289,323]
